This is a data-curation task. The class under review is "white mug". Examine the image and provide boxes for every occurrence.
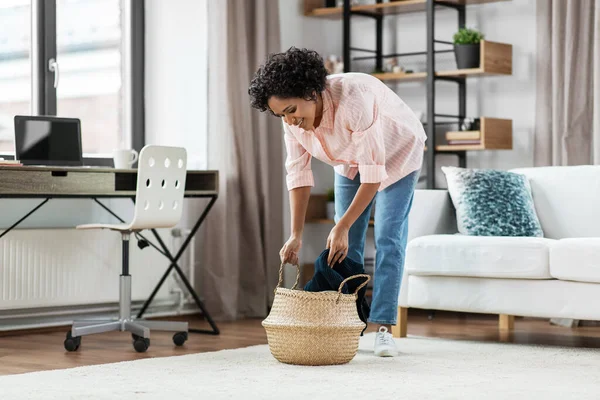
[113,149,139,169]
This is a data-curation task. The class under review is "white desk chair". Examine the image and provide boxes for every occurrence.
[64,145,189,353]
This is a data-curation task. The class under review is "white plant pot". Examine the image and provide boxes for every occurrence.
[326,202,335,220]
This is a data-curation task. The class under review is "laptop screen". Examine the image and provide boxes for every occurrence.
[14,116,83,166]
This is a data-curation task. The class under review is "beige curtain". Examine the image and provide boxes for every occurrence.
[535,0,600,166]
[199,0,283,321]
[537,0,600,327]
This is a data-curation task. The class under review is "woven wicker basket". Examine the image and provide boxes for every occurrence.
[262,263,370,366]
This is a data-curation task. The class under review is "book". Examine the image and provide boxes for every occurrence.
[447,140,481,145]
[446,131,481,141]
[0,159,23,166]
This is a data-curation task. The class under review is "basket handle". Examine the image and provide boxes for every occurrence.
[337,274,371,296]
[275,262,300,294]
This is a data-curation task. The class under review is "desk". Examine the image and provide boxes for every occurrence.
[0,165,219,335]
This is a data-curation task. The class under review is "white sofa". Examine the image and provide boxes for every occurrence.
[393,165,600,338]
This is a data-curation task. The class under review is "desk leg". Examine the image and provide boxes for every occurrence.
[0,198,51,240]
[136,195,219,335]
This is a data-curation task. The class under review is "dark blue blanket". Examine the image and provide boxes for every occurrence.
[303,249,370,334]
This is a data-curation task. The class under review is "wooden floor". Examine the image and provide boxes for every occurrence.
[1,310,599,376]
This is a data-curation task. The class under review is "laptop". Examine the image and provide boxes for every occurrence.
[13,115,83,166]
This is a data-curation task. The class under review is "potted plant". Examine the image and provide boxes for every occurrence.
[452,28,484,69]
[326,188,335,220]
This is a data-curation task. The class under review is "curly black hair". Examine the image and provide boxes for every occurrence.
[248,47,328,114]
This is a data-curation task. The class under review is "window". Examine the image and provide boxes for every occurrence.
[56,0,123,155]
[0,0,143,160]
[0,1,31,153]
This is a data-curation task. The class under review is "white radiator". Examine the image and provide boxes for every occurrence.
[0,229,178,310]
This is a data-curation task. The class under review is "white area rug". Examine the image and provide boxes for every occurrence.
[1,333,599,399]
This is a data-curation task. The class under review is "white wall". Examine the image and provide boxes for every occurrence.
[144,0,210,290]
[383,0,537,187]
[278,0,537,270]
[280,0,536,189]
[145,0,208,170]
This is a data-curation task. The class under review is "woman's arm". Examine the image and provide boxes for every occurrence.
[337,182,379,231]
[290,186,311,238]
[327,83,388,266]
[280,186,311,265]
[280,121,314,265]
[326,182,379,266]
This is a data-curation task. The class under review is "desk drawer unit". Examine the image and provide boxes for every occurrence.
[0,167,219,197]
[0,169,114,197]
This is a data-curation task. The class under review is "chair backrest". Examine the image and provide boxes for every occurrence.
[130,145,187,230]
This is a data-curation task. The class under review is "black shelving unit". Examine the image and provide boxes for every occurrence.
[341,0,468,189]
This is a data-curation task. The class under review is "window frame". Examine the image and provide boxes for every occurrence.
[0,0,145,165]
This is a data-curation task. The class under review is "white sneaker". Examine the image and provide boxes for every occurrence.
[374,326,398,357]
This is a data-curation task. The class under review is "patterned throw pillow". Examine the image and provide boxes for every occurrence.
[441,166,544,237]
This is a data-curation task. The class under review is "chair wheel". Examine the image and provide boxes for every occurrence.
[173,332,188,346]
[133,337,150,353]
[64,331,81,352]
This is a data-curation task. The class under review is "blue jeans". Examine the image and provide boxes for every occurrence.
[334,170,420,325]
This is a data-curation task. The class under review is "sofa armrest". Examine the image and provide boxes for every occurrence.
[400,189,457,308]
[407,189,457,241]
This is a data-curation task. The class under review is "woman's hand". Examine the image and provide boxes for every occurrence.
[280,235,302,265]
[326,224,349,267]
[326,182,377,267]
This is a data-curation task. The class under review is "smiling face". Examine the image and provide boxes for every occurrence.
[249,47,330,131]
[267,94,322,130]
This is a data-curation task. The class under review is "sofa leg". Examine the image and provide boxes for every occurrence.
[392,307,408,338]
[499,314,514,332]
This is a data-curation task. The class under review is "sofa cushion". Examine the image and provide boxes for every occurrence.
[510,166,600,239]
[550,238,600,283]
[406,235,554,279]
[442,166,544,237]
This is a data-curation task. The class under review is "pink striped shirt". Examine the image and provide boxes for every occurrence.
[283,73,426,191]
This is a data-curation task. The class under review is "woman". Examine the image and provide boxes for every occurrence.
[248,47,425,357]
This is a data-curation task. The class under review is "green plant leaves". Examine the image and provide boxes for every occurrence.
[326,188,335,202]
[453,28,484,45]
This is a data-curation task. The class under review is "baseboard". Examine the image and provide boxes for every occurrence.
[0,300,201,332]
